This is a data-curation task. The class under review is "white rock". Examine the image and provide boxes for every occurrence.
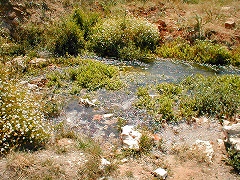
[223,123,240,151]
[229,138,240,151]
[193,140,214,162]
[29,58,47,65]
[120,158,128,163]
[103,114,113,118]
[152,168,168,179]
[27,83,38,90]
[217,139,225,149]
[121,125,142,150]
[100,158,111,169]
[79,98,96,107]
[11,56,26,71]
[222,120,230,126]
[223,123,240,138]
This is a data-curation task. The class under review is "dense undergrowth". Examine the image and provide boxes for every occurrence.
[135,74,240,124]
[47,58,123,92]
[156,39,240,66]
[0,66,50,155]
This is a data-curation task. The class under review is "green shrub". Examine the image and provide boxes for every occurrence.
[91,16,160,61]
[180,74,240,119]
[135,86,177,122]
[48,20,85,57]
[72,8,99,40]
[139,132,154,154]
[156,39,233,65]
[0,67,50,154]
[135,75,239,125]
[226,147,240,173]
[47,59,123,91]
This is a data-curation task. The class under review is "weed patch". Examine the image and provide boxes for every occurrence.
[47,58,123,92]
[0,67,50,155]
[156,39,237,66]
[91,16,160,62]
[135,74,240,125]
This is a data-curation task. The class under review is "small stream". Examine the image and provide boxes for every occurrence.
[59,58,240,139]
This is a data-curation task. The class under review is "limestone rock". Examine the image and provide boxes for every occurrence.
[223,123,240,151]
[225,20,236,29]
[79,98,97,107]
[192,140,214,162]
[29,58,47,65]
[103,114,113,118]
[152,168,168,179]
[217,139,225,149]
[10,56,26,71]
[120,125,142,150]
[229,138,240,151]
[223,123,240,138]
[100,158,111,170]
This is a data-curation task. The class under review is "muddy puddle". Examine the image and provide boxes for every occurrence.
[58,58,240,140]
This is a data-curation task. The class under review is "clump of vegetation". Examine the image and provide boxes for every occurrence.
[91,16,160,62]
[0,67,50,155]
[47,20,85,57]
[135,74,240,125]
[47,58,123,91]
[226,147,240,173]
[135,84,180,123]
[156,39,237,66]
[139,132,155,154]
[180,74,240,119]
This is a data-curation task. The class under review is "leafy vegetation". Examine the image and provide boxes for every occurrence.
[226,147,240,173]
[47,58,123,92]
[0,66,50,155]
[135,74,240,123]
[91,16,160,62]
[156,39,238,66]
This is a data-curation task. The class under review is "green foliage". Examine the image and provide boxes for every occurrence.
[227,147,240,173]
[180,74,240,119]
[139,133,154,154]
[77,136,102,156]
[135,85,178,122]
[18,23,45,48]
[156,39,234,65]
[72,8,100,40]
[47,59,123,91]
[48,20,85,57]
[135,75,240,125]
[116,117,127,132]
[0,67,50,154]
[91,16,160,61]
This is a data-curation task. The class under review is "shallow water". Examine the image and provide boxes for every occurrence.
[61,58,240,138]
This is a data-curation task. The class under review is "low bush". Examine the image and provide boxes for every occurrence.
[135,74,240,125]
[0,67,50,155]
[47,59,123,91]
[226,147,240,173]
[156,39,235,66]
[180,74,240,119]
[91,16,160,61]
[47,20,85,57]
[135,86,178,122]
[72,8,100,41]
